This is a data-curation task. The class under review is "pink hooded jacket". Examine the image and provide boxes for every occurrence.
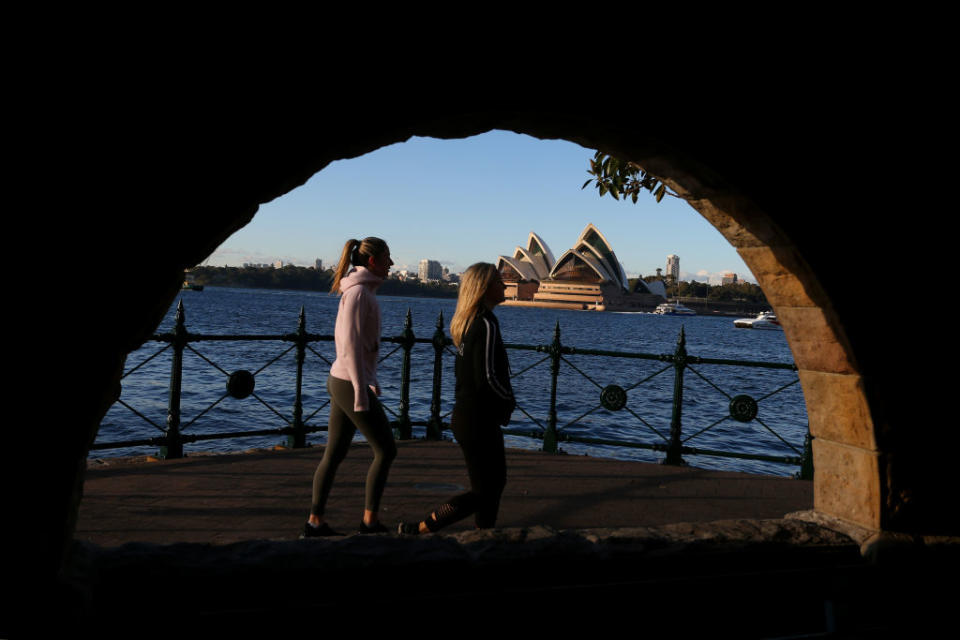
[329,266,383,412]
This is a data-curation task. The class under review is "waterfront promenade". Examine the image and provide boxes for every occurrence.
[77,439,812,545]
[71,438,960,636]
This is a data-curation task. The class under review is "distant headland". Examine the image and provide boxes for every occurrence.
[187,264,768,315]
[187,265,459,298]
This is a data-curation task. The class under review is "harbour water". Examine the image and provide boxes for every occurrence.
[95,287,808,476]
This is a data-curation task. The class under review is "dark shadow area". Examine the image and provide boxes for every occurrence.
[40,103,956,637]
[54,527,957,637]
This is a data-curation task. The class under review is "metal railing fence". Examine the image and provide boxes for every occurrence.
[95,301,812,478]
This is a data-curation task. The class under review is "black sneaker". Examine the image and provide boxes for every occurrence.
[301,522,342,538]
[397,521,420,535]
[358,521,389,534]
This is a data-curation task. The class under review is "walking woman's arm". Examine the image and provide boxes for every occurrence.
[340,287,372,412]
[469,316,515,423]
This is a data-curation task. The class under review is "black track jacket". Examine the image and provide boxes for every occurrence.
[455,309,515,426]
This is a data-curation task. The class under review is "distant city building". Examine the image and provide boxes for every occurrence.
[419,259,443,282]
[722,272,738,285]
[314,258,323,271]
[666,255,680,283]
[274,260,284,269]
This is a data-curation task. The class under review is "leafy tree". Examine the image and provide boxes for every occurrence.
[582,151,677,203]
[190,265,459,298]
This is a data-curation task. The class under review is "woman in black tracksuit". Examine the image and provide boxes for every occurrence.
[399,262,514,533]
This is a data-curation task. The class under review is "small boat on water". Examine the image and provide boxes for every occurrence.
[182,272,204,291]
[733,310,781,330]
[654,302,696,316]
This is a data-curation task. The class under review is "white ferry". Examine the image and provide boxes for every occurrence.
[182,272,204,291]
[654,302,697,316]
[733,311,781,330]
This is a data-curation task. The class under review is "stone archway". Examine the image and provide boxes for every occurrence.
[650,165,878,531]
[62,108,941,594]
[548,136,881,533]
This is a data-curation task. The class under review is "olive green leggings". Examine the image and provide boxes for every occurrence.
[311,376,397,516]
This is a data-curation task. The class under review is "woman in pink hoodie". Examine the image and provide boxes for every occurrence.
[303,237,396,537]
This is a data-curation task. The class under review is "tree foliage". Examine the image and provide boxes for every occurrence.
[582,151,675,203]
[191,265,333,291]
[190,265,458,298]
[675,279,767,303]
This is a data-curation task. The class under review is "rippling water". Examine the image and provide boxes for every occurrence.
[95,287,808,476]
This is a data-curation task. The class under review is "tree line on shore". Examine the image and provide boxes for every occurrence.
[674,279,767,303]
[192,266,767,304]
[189,265,459,298]
[632,277,768,304]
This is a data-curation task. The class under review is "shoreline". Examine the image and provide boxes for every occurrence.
[188,285,768,315]
[502,300,772,318]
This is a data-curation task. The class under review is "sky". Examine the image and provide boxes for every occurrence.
[206,130,756,285]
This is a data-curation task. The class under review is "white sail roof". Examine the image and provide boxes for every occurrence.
[573,239,625,289]
[497,224,644,290]
[549,248,616,283]
[576,223,628,289]
[525,232,555,275]
[634,279,667,297]
[497,255,540,282]
[512,246,551,280]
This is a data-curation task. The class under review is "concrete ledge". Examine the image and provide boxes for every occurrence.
[50,517,958,636]
[60,519,859,630]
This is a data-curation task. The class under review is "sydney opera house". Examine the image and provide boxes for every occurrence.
[496,224,667,311]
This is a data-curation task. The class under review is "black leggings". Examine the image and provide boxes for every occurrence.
[427,404,506,530]
[311,376,396,517]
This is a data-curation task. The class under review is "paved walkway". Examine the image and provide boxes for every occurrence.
[77,440,812,546]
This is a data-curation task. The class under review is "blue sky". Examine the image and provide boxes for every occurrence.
[207,130,756,284]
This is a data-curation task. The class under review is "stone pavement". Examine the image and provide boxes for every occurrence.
[66,442,959,636]
[77,439,812,545]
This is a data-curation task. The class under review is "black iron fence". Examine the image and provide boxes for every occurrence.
[95,301,813,478]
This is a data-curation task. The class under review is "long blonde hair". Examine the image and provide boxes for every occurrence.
[450,262,500,348]
[330,237,388,294]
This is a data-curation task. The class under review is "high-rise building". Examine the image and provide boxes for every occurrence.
[314,258,323,271]
[721,272,738,285]
[666,255,680,283]
[419,259,442,282]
